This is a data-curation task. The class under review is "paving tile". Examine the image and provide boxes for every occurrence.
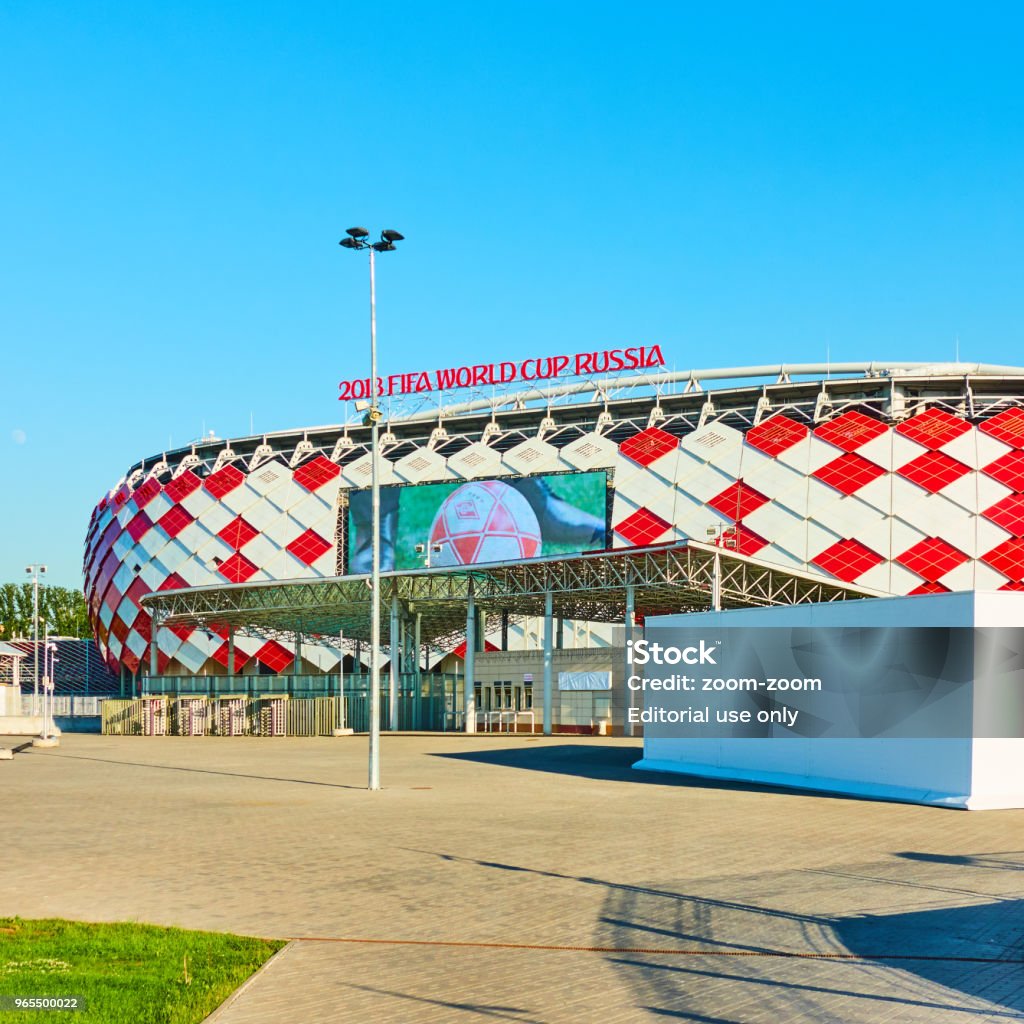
[1,736,1022,1023]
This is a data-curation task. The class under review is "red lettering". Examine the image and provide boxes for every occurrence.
[435,367,458,389]
[645,344,665,368]
[339,346,667,399]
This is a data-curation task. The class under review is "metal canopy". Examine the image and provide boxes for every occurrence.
[141,541,882,650]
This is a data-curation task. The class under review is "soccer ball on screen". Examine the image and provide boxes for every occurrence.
[429,480,542,565]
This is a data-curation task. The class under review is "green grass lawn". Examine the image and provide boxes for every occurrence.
[0,918,282,1023]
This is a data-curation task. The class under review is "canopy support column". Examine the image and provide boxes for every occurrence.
[543,590,554,736]
[464,582,476,733]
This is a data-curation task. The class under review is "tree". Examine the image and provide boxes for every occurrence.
[0,584,91,640]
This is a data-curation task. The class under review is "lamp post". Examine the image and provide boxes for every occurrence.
[25,564,47,716]
[705,525,738,611]
[41,624,56,741]
[340,226,404,791]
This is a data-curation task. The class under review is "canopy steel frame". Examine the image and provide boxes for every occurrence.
[142,541,882,656]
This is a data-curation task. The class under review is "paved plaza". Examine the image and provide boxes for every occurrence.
[1,734,1022,1022]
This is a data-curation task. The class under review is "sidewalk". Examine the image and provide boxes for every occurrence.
[2,735,1022,1022]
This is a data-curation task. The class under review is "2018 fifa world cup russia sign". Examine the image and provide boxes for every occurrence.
[338,345,666,401]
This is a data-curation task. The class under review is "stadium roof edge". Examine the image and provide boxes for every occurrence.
[112,360,1024,490]
[395,360,1024,423]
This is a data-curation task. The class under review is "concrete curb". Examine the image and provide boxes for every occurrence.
[200,940,297,1023]
[0,741,35,759]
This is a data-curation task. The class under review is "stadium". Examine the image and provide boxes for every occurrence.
[83,359,1024,741]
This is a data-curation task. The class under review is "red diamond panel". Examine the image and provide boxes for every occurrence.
[814,411,889,452]
[255,639,294,673]
[909,582,951,595]
[205,464,246,499]
[217,552,259,583]
[121,648,140,674]
[218,515,259,550]
[157,504,195,539]
[981,538,1024,583]
[812,539,885,582]
[619,428,678,468]
[745,415,808,457]
[167,621,195,642]
[896,537,969,583]
[982,493,1024,536]
[124,575,152,608]
[897,451,970,492]
[812,453,886,496]
[981,450,1024,492]
[293,455,341,492]
[163,470,202,503]
[211,642,250,671]
[287,528,332,566]
[133,612,152,643]
[126,511,154,542]
[132,477,162,508]
[110,615,131,644]
[980,407,1024,449]
[896,408,971,450]
[615,507,672,547]
[158,572,188,591]
[707,481,770,520]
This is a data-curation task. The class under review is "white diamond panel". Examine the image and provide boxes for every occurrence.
[558,432,618,470]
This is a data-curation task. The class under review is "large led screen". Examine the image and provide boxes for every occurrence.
[347,471,607,573]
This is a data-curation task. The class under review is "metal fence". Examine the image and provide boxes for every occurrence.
[21,695,106,717]
[102,674,466,737]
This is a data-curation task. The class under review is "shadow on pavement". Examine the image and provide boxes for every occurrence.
[895,850,1024,872]
[433,742,839,799]
[408,848,1024,1021]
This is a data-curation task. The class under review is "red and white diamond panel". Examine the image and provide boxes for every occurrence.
[610,407,1024,594]
[84,456,340,681]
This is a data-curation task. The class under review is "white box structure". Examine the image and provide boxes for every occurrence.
[637,591,1024,810]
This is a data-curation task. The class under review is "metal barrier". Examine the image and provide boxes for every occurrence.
[23,695,107,717]
[102,674,466,737]
[102,700,145,735]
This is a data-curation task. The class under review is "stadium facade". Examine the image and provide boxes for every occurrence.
[84,361,1024,687]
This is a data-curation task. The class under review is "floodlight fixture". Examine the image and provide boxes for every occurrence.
[346,226,369,239]
[381,229,404,242]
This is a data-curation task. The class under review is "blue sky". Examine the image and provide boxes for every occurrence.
[3,2,1024,588]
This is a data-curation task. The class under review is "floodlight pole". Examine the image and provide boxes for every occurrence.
[341,227,404,790]
[26,564,46,716]
[368,243,382,790]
